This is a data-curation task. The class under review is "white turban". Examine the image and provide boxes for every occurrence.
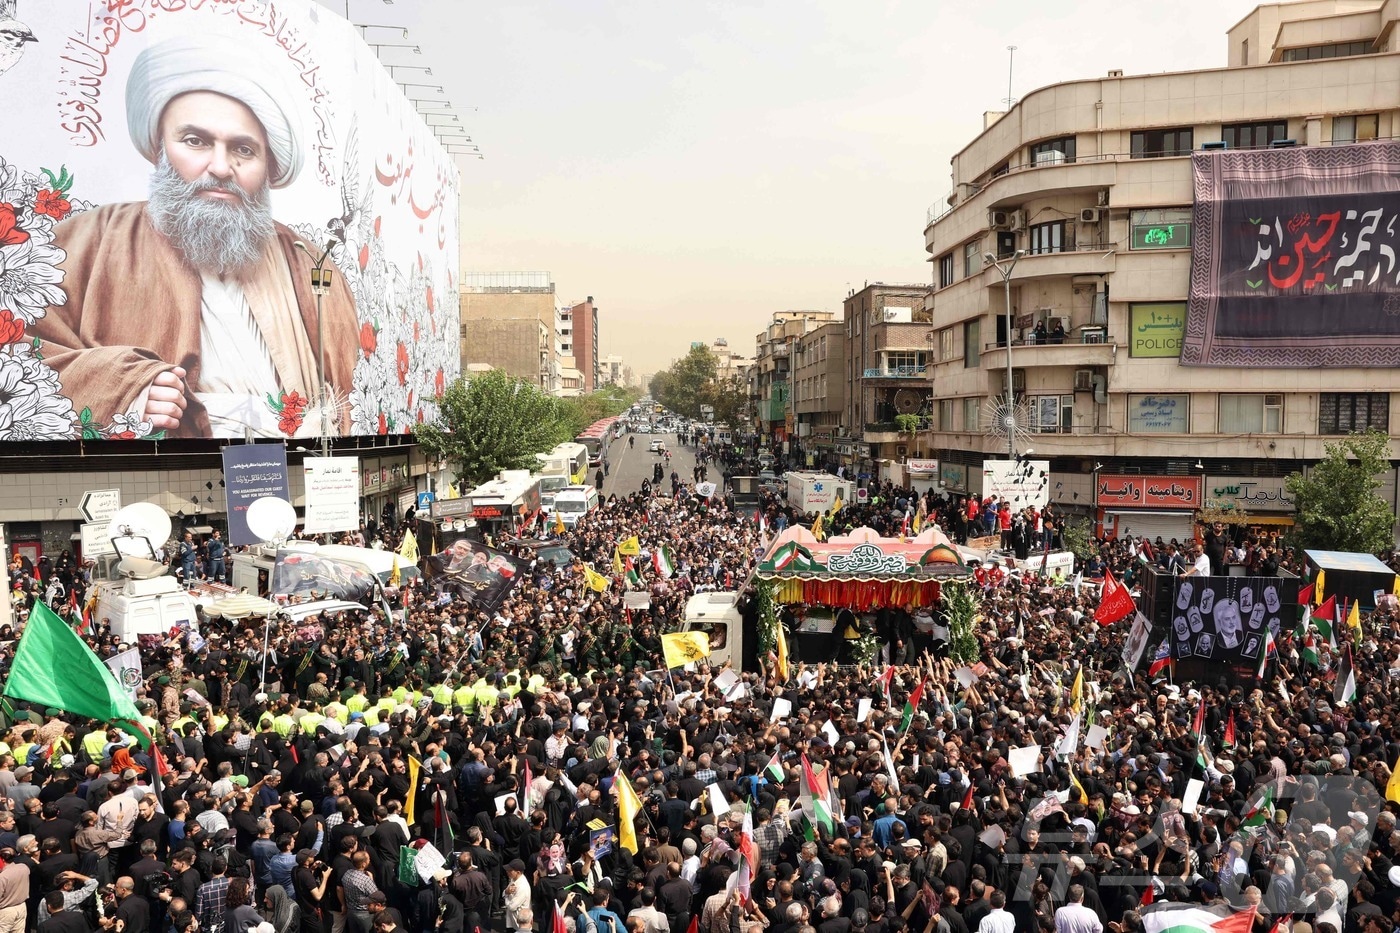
[126,35,304,189]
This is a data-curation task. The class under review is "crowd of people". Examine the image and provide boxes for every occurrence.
[0,433,1393,933]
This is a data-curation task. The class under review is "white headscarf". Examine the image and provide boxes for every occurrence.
[126,34,304,188]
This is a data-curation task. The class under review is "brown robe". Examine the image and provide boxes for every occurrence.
[37,201,360,438]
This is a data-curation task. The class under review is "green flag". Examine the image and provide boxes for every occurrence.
[3,602,147,745]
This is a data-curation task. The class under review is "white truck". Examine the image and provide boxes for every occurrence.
[785,471,853,517]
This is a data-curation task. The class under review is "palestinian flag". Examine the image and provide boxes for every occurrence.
[653,546,676,579]
[1192,694,1206,737]
[1293,599,1311,640]
[1148,642,1172,677]
[768,540,817,572]
[1315,595,1337,647]
[1256,630,1276,680]
[1335,642,1357,705]
[625,556,642,588]
[1300,632,1321,667]
[1242,786,1274,828]
[800,754,836,837]
[1141,901,1256,933]
[875,665,895,706]
[764,752,785,783]
[1297,583,1314,607]
[1223,710,1235,748]
[898,678,926,734]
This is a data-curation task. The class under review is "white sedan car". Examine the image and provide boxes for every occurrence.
[649,439,666,452]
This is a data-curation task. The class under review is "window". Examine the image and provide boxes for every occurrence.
[1131,127,1193,159]
[1130,209,1193,250]
[1029,395,1074,433]
[820,335,827,359]
[1219,394,1282,433]
[937,253,955,288]
[996,231,1017,259]
[963,241,981,278]
[938,399,956,431]
[963,320,981,368]
[1222,121,1289,149]
[1027,221,1068,255]
[1281,40,1374,62]
[885,351,924,374]
[938,328,955,362]
[1319,393,1390,434]
[1030,137,1076,165]
[1332,114,1379,144]
[963,397,980,432]
[1240,38,1248,64]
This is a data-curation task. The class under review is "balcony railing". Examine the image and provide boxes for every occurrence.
[865,416,932,434]
[863,365,929,379]
[984,329,1108,351]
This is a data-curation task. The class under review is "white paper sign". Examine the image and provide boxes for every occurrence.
[303,457,363,534]
[415,842,446,882]
[822,720,840,746]
[712,669,738,694]
[494,792,518,816]
[1182,778,1205,816]
[856,698,872,723]
[770,698,792,722]
[1084,725,1109,750]
[707,784,729,817]
[953,666,977,689]
[1008,744,1042,777]
[978,825,1006,848]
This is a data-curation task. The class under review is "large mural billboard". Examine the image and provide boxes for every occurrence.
[1182,142,1400,367]
[0,0,461,440]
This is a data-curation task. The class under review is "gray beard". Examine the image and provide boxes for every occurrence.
[146,154,275,278]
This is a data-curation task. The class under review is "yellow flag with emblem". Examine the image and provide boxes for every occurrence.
[612,548,623,575]
[811,513,824,542]
[398,528,419,564]
[1315,570,1326,605]
[831,495,843,516]
[615,771,644,854]
[1388,753,1400,804]
[661,631,711,668]
[405,756,421,824]
[555,510,566,534]
[617,536,641,556]
[584,564,610,593]
[1069,666,1084,713]
[390,554,401,586]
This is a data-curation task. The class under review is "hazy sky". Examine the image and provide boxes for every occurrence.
[344,0,1255,375]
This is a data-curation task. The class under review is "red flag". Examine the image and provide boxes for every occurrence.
[1316,594,1337,626]
[1268,915,1292,933]
[1139,884,1154,907]
[1297,583,1314,606]
[1094,569,1136,626]
[685,918,698,933]
[1213,907,1257,933]
[1223,710,1236,747]
[1193,695,1206,737]
[960,782,975,812]
[552,903,569,933]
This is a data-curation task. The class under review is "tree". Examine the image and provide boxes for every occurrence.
[651,345,719,419]
[1285,429,1395,554]
[703,375,748,428]
[414,369,572,487]
[558,385,639,438]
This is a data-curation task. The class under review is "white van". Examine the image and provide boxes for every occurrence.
[551,485,599,529]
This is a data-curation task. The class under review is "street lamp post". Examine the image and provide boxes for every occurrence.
[984,249,1025,459]
[294,240,336,460]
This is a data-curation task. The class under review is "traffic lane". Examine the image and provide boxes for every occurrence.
[602,433,704,497]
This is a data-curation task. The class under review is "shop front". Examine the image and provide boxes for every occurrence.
[1096,474,1201,544]
[1203,476,1295,532]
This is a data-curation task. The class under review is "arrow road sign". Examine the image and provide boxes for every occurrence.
[79,488,122,525]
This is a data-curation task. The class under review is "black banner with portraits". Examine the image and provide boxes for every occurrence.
[426,538,530,613]
[1167,573,1299,684]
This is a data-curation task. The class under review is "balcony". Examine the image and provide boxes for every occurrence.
[981,331,1116,369]
[863,365,929,380]
[864,416,931,444]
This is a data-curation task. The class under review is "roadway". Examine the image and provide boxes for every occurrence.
[597,431,707,499]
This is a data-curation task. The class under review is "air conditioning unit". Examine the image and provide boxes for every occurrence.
[1033,149,1065,166]
[1264,394,1283,406]
[1074,369,1094,392]
[897,445,908,458]
[989,210,1012,230]
[1008,210,1028,231]
[1079,208,1102,224]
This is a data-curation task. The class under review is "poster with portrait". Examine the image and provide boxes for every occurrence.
[1167,575,1292,668]
[0,0,460,440]
[426,538,529,613]
[271,548,379,603]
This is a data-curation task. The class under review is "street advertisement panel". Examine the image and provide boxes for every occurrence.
[1182,143,1400,368]
[0,0,460,440]
[980,459,1049,510]
[302,456,360,534]
[221,443,289,546]
[425,538,529,613]
[1096,474,1201,509]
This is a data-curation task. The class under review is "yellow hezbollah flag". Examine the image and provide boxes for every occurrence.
[1346,598,1362,639]
[1069,667,1084,713]
[661,631,711,669]
[555,510,566,534]
[584,564,610,593]
[398,529,420,564]
[612,548,624,575]
[617,536,641,557]
[775,623,790,682]
[811,513,824,542]
[405,756,421,825]
[1393,574,1400,598]
[1388,753,1400,804]
[390,555,401,586]
[1315,570,1326,605]
[1068,762,1087,805]
[831,495,843,516]
[615,771,644,854]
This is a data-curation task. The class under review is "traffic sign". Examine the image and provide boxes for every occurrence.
[80,522,115,558]
[79,488,121,524]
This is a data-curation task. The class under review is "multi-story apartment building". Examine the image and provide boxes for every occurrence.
[843,284,934,475]
[751,312,837,443]
[921,0,1400,540]
[710,338,754,385]
[570,298,601,393]
[462,273,563,394]
[792,322,847,467]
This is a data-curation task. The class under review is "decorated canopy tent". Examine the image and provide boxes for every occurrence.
[202,593,281,619]
[756,525,970,611]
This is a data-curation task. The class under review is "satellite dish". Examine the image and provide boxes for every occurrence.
[246,496,297,545]
[106,503,172,580]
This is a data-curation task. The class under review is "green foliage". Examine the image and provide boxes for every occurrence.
[942,581,981,665]
[1285,429,1396,554]
[414,369,573,487]
[558,385,639,437]
[1060,515,1096,563]
[651,345,719,420]
[755,579,779,654]
[895,414,921,435]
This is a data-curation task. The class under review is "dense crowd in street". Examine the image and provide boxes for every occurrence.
[0,434,1394,933]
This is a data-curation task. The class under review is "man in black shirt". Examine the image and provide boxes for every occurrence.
[106,876,150,933]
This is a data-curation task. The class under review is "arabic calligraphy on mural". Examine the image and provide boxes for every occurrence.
[825,543,909,575]
[1244,206,1400,293]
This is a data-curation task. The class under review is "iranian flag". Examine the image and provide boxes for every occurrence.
[653,546,676,579]
[1141,902,1256,933]
[898,678,926,734]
